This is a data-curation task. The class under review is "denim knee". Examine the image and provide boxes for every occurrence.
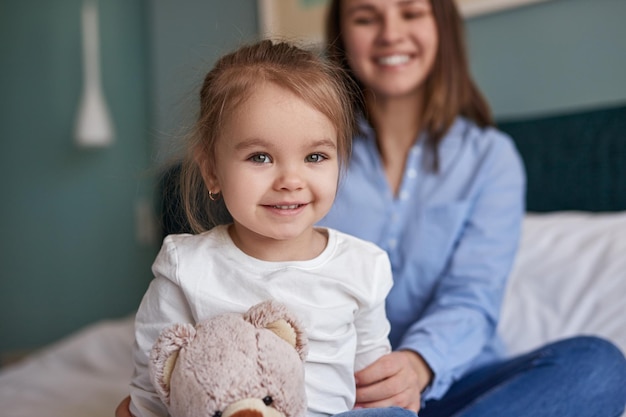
[550,336,626,403]
[554,336,626,373]
[332,407,416,417]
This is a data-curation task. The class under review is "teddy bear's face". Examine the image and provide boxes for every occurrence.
[150,301,308,417]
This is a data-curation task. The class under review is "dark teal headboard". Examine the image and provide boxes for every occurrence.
[498,104,626,212]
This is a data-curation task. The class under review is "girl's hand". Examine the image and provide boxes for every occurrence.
[354,350,433,413]
[115,396,133,417]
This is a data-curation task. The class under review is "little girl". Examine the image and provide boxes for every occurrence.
[129,40,395,417]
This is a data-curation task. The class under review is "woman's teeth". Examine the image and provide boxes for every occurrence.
[378,55,410,66]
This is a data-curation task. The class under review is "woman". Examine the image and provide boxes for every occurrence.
[320,0,626,416]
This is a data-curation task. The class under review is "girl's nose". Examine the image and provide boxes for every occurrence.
[274,164,304,191]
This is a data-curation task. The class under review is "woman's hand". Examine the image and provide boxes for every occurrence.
[354,350,433,413]
[115,396,133,417]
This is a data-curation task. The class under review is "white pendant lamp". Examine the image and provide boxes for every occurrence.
[74,0,114,147]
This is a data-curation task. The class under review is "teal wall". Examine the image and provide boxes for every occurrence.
[0,0,259,352]
[466,0,626,119]
[148,0,260,160]
[0,0,156,352]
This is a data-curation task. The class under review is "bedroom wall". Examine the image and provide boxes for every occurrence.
[465,0,626,119]
[0,0,161,351]
[0,0,260,354]
[148,0,260,161]
[0,0,157,352]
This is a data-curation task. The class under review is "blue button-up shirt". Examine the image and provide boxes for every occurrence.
[318,115,526,400]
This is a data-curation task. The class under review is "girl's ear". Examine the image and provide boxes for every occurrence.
[194,150,220,194]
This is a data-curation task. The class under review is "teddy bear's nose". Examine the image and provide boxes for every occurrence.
[230,409,267,417]
[223,398,281,417]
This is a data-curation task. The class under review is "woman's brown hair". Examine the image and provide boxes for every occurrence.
[325,0,493,167]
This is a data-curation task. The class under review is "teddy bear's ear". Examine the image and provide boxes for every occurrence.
[244,300,308,361]
[149,323,196,406]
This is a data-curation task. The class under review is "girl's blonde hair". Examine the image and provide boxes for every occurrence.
[179,39,358,233]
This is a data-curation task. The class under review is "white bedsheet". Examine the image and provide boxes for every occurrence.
[0,316,135,417]
[1,212,625,417]
[500,211,626,356]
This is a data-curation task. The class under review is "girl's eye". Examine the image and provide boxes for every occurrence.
[249,153,271,164]
[306,153,327,163]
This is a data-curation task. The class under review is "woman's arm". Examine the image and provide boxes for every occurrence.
[397,133,526,401]
[352,130,525,410]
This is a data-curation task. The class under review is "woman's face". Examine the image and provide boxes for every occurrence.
[340,0,438,100]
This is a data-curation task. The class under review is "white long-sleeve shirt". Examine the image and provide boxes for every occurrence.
[130,225,392,417]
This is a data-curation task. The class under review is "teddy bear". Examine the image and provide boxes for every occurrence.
[149,300,308,417]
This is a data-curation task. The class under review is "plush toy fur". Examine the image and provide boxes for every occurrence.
[149,300,308,417]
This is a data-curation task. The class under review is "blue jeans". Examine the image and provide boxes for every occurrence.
[334,336,626,417]
[333,407,417,417]
[420,336,626,417]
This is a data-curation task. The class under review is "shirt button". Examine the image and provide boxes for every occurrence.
[399,190,409,200]
[407,169,417,179]
[388,239,397,249]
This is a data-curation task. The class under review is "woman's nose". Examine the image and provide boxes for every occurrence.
[378,13,404,45]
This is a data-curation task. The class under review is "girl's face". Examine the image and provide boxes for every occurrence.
[340,0,438,100]
[208,83,339,256]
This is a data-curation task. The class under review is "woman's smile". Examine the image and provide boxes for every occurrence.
[376,54,412,67]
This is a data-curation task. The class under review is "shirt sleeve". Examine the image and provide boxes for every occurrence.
[129,238,194,417]
[397,134,526,401]
[353,249,393,372]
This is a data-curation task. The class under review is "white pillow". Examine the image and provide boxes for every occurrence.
[498,211,626,356]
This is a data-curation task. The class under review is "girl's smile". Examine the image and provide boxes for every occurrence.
[263,203,308,217]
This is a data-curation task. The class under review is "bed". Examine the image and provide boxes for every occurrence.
[1,103,625,417]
